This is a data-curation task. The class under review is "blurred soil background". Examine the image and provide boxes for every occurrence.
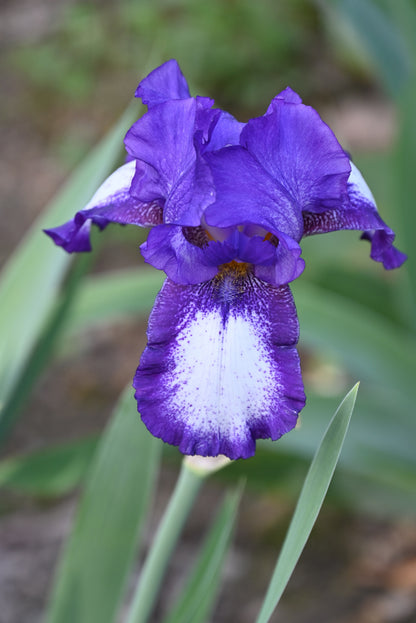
[0,0,415,622]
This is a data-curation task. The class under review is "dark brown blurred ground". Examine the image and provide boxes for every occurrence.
[1,1,416,622]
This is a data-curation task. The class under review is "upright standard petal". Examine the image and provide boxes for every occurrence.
[240,94,351,213]
[303,162,407,269]
[268,86,303,107]
[44,161,163,252]
[125,99,214,226]
[198,110,245,152]
[134,266,305,459]
[135,59,190,107]
[204,146,304,240]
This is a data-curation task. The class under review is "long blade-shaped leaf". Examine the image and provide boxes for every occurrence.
[394,0,416,326]
[45,388,160,623]
[0,103,139,435]
[334,0,411,94]
[64,267,164,334]
[163,485,243,623]
[0,436,98,497]
[255,384,358,623]
[0,253,92,442]
[293,283,415,405]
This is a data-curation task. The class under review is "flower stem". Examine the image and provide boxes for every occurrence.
[125,460,204,623]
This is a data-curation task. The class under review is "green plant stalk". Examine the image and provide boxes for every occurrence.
[126,461,205,623]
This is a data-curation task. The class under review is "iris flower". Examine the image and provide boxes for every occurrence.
[45,60,406,460]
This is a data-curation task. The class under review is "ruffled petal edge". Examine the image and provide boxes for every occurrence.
[134,272,305,459]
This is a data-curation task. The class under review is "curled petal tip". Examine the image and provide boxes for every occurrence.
[303,161,406,270]
[135,59,190,106]
[44,161,163,252]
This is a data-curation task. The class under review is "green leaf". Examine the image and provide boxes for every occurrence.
[392,0,416,327]
[0,436,98,497]
[45,387,161,623]
[274,389,416,515]
[334,0,411,94]
[64,266,164,337]
[163,485,243,623]
[0,102,140,438]
[293,282,416,409]
[255,384,358,623]
[0,253,93,442]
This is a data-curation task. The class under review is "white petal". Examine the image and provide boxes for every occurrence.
[348,161,376,207]
[84,160,136,211]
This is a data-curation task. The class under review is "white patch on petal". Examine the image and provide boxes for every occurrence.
[349,161,376,207]
[166,306,279,445]
[84,160,136,211]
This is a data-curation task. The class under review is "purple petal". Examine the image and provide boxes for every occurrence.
[360,229,407,269]
[141,224,304,286]
[140,224,218,284]
[45,219,94,253]
[202,230,277,267]
[303,162,407,269]
[266,86,303,110]
[253,232,305,285]
[200,110,245,152]
[240,95,351,212]
[204,230,305,286]
[204,146,304,240]
[44,161,162,253]
[125,99,214,225]
[134,271,305,459]
[135,59,190,107]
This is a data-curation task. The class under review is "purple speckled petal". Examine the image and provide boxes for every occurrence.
[241,94,351,212]
[134,270,305,459]
[303,162,407,269]
[44,161,162,253]
[135,59,190,107]
[125,99,214,225]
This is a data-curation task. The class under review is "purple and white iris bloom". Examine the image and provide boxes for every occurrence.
[45,60,406,460]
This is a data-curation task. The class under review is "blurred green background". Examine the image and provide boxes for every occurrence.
[1,1,415,622]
